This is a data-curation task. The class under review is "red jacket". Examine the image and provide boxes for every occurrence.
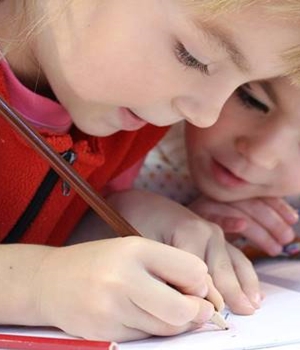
[0,68,168,245]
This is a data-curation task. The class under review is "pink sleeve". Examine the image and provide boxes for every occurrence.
[101,159,144,196]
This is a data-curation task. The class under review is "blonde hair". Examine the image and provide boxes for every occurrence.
[184,0,300,85]
[185,1,300,16]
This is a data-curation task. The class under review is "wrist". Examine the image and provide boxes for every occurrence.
[0,244,55,326]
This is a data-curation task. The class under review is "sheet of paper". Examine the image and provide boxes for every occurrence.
[119,259,300,350]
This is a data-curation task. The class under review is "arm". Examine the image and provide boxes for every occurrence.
[189,196,298,256]
[0,244,53,326]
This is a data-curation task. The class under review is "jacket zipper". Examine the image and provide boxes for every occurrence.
[3,150,76,243]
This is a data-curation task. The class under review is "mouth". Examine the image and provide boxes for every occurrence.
[210,158,249,188]
[119,107,148,131]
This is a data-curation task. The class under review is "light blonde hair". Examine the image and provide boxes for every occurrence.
[184,0,300,85]
[185,1,300,16]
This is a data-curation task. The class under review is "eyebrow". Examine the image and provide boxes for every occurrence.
[192,20,251,73]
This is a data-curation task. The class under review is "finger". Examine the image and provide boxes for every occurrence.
[262,197,299,225]
[226,243,262,309]
[205,228,256,315]
[138,238,209,297]
[191,200,247,230]
[190,200,249,233]
[186,295,216,325]
[205,214,248,233]
[126,294,214,336]
[231,199,295,246]
[238,221,283,256]
[130,270,209,327]
[99,298,193,341]
[171,221,224,305]
[205,274,225,312]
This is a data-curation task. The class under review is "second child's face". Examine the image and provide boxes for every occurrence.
[186,78,300,202]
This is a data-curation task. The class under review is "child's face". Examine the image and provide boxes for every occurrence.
[185,77,300,202]
[37,0,300,136]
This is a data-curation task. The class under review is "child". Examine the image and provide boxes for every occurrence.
[1,0,300,342]
[135,76,300,258]
[186,76,300,258]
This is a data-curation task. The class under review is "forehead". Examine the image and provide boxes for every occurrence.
[186,3,300,81]
[269,77,300,111]
[184,0,300,85]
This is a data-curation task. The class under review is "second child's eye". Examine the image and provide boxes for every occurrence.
[175,42,209,76]
[236,86,270,114]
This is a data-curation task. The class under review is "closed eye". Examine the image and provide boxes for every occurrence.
[236,86,270,114]
[174,42,210,76]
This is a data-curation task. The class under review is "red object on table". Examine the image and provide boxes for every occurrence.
[0,333,118,350]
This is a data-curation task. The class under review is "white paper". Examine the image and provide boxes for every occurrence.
[119,259,300,350]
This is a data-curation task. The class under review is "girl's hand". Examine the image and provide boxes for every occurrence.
[108,190,261,317]
[189,196,298,256]
[37,238,219,342]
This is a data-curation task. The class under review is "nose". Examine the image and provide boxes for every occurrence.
[172,94,228,128]
[235,126,291,170]
[172,75,241,128]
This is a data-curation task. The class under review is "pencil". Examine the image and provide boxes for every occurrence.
[0,333,118,350]
[210,312,228,330]
[0,96,228,330]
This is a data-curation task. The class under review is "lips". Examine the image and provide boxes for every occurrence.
[210,158,249,188]
[119,107,147,131]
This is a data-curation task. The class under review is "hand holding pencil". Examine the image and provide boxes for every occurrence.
[36,236,225,342]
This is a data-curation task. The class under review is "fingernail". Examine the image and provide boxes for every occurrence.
[286,209,299,224]
[269,244,283,256]
[240,296,256,313]
[280,228,295,245]
[250,293,261,309]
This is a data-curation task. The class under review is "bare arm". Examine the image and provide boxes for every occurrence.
[0,244,53,325]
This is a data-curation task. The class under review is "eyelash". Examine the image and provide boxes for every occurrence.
[236,86,270,114]
[175,42,209,76]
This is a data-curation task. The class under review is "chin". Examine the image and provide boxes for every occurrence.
[73,121,118,137]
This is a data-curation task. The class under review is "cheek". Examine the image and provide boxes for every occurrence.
[186,133,202,159]
[65,51,175,106]
[267,165,300,197]
[281,172,300,196]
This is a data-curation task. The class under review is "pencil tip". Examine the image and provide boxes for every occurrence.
[210,311,228,330]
